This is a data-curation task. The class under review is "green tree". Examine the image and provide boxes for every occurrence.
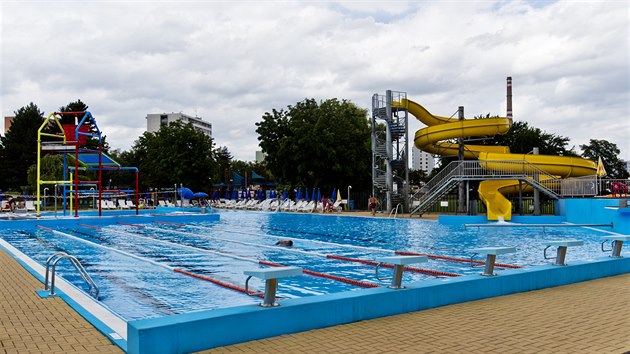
[429,119,576,178]
[256,98,371,191]
[0,103,44,190]
[408,169,428,186]
[216,146,233,184]
[580,139,629,179]
[127,120,217,191]
[484,120,575,156]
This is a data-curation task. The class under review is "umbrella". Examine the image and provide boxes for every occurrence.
[311,188,316,202]
[212,191,220,200]
[225,190,229,199]
[317,188,321,202]
[192,192,208,198]
[257,189,263,200]
[305,188,310,201]
[177,187,194,199]
[231,189,238,200]
[282,189,288,200]
[296,189,302,200]
[336,189,342,202]
[331,189,336,201]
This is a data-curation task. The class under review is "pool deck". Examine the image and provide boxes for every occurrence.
[2,246,628,353]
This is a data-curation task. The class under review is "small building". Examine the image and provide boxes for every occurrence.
[4,116,14,134]
[146,112,212,138]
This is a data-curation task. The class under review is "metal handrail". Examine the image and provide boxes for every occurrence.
[44,252,99,299]
[410,160,567,216]
[389,203,403,218]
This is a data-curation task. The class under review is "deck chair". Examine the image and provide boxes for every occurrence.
[25,200,37,212]
[298,201,315,212]
[118,200,130,209]
[106,200,117,209]
[246,200,262,210]
[126,200,136,208]
[280,200,295,211]
[256,199,272,211]
[330,200,343,212]
[290,200,306,211]
[266,199,280,211]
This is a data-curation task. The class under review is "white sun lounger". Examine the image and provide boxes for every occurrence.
[298,201,315,213]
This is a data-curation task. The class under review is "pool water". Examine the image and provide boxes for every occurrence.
[1,210,613,320]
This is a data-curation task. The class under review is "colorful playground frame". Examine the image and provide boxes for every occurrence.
[36,111,139,217]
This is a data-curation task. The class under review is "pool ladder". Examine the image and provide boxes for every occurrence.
[44,252,99,299]
[389,203,404,218]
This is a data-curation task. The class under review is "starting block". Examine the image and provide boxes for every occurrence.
[468,247,516,276]
[600,235,630,258]
[244,266,302,307]
[544,240,583,266]
[375,256,428,289]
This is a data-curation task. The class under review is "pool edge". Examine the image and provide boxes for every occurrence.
[127,256,630,354]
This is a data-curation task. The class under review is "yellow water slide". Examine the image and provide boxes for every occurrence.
[404,98,597,220]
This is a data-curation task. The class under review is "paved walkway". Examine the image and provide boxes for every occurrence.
[202,272,630,354]
[0,249,122,354]
[2,242,629,354]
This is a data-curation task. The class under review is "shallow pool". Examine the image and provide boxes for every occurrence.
[1,210,613,320]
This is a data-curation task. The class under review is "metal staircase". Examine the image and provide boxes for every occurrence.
[372,90,409,212]
[410,160,563,216]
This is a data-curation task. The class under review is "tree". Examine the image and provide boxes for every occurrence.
[482,120,575,156]
[216,146,233,185]
[256,98,371,191]
[580,139,629,179]
[127,120,217,191]
[428,118,577,178]
[0,103,44,190]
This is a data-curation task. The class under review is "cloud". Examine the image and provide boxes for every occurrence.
[1,0,628,162]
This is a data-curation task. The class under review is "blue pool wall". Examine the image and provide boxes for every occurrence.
[556,198,629,233]
[127,256,630,354]
[439,198,629,234]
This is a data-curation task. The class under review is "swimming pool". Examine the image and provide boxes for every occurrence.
[0,209,616,323]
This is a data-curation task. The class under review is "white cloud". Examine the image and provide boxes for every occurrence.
[1,0,628,162]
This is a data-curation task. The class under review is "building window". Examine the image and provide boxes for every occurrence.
[160,115,168,126]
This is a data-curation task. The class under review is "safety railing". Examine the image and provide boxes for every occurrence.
[44,252,99,299]
[410,160,565,216]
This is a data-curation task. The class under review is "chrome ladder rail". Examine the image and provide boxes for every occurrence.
[44,252,99,299]
[389,203,403,218]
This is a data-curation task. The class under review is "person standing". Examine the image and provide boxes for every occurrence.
[368,195,380,216]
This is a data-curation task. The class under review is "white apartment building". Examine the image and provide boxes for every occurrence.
[146,113,212,138]
[411,146,435,174]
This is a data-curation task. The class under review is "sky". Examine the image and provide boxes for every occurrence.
[1,1,628,162]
